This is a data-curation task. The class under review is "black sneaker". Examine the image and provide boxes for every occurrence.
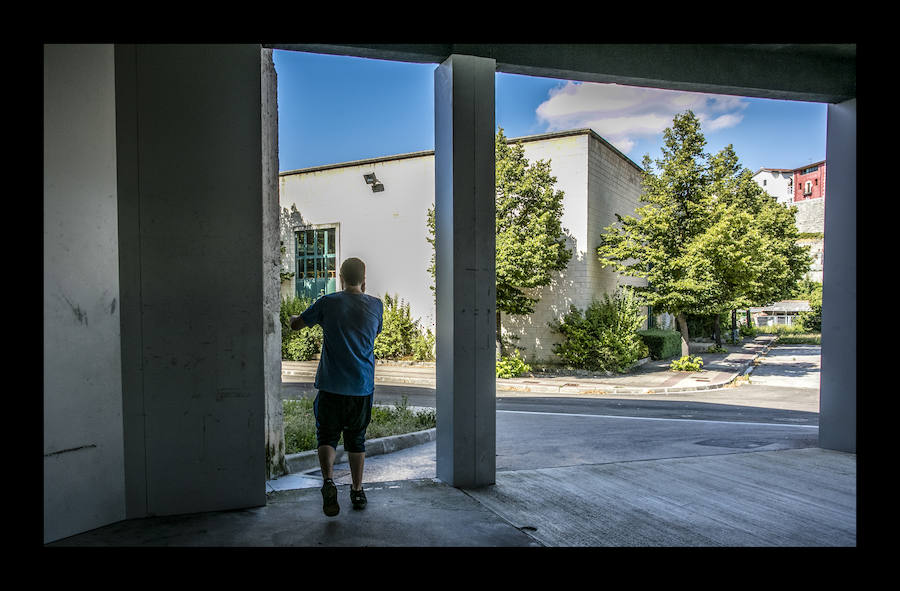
[350,488,367,510]
[321,479,340,517]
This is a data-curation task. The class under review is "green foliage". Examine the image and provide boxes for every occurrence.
[495,128,572,317]
[705,345,728,354]
[549,287,650,373]
[670,355,704,372]
[496,350,532,378]
[776,333,821,345]
[282,395,436,454]
[367,395,437,440]
[596,111,811,351]
[374,294,435,361]
[281,296,323,361]
[794,279,822,332]
[739,322,757,337]
[282,398,318,454]
[637,329,683,360]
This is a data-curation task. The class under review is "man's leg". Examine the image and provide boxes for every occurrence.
[318,445,336,481]
[348,452,365,491]
[314,392,341,517]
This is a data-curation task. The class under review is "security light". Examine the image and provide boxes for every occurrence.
[364,172,384,192]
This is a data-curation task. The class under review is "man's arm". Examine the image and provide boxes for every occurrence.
[289,315,306,331]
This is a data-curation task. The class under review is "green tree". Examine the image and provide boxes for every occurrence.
[596,111,715,356]
[427,128,571,356]
[596,111,810,355]
[688,145,811,346]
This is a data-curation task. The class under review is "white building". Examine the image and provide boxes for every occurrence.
[752,168,795,205]
[279,128,650,363]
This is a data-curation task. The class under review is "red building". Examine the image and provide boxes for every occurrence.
[792,160,826,202]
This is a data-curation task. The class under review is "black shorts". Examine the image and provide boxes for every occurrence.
[313,390,374,453]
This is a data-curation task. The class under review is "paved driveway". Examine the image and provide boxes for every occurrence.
[747,343,821,390]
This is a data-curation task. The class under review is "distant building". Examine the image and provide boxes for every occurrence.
[749,300,811,327]
[752,160,826,205]
[750,161,826,326]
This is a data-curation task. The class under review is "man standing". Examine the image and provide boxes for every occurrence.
[290,257,383,517]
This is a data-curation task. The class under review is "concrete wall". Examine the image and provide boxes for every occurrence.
[115,44,267,519]
[43,44,126,543]
[503,132,645,363]
[279,154,436,331]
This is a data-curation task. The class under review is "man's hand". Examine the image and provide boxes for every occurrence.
[289,315,306,331]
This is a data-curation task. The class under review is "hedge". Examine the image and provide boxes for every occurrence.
[637,329,682,360]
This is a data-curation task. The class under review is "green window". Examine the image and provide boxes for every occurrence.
[296,227,337,300]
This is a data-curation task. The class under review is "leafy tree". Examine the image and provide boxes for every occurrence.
[688,145,810,345]
[427,128,571,355]
[596,112,715,356]
[596,111,810,354]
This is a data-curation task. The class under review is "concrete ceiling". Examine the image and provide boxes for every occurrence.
[266,43,856,104]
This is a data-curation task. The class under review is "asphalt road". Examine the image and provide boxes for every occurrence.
[280,344,821,427]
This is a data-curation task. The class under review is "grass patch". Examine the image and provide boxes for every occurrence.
[775,333,821,345]
[282,395,436,455]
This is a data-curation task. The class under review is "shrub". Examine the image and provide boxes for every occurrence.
[550,287,649,373]
[637,329,682,360]
[411,328,436,361]
[670,355,704,372]
[281,296,323,361]
[374,294,435,361]
[739,322,757,337]
[706,345,728,354]
[496,350,531,378]
[798,292,822,332]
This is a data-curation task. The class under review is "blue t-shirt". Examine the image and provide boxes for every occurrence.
[300,291,383,396]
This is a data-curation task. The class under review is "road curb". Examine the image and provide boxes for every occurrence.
[284,427,436,474]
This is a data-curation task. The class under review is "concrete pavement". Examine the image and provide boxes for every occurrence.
[48,335,856,547]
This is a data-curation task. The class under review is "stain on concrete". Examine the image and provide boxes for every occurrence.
[44,444,97,457]
[60,293,88,325]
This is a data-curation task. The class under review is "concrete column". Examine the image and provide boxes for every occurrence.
[434,54,497,488]
[820,99,856,453]
[261,47,287,479]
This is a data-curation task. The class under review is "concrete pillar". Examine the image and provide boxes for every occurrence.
[261,47,287,479]
[115,44,267,517]
[820,99,856,453]
[434,54,497,488]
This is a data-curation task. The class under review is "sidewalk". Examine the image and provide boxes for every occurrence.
[282,334,779,396]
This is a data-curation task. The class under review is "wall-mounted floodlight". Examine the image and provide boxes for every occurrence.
[363,172,384,192]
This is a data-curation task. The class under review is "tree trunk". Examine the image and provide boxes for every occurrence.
[676,312,690,358]
[731,309,737,343]
[713,313,722,348]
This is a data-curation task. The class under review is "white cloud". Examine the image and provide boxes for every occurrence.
[536,81,748,155]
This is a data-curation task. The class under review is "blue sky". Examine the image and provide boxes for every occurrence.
[274,49,828,175]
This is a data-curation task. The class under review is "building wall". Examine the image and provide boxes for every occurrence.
[43,44,126,543]
[280,131,645,363]
[793,162,826,202]
[280,154,437,331]
[502,132,646,362]
[753,169,794,205]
